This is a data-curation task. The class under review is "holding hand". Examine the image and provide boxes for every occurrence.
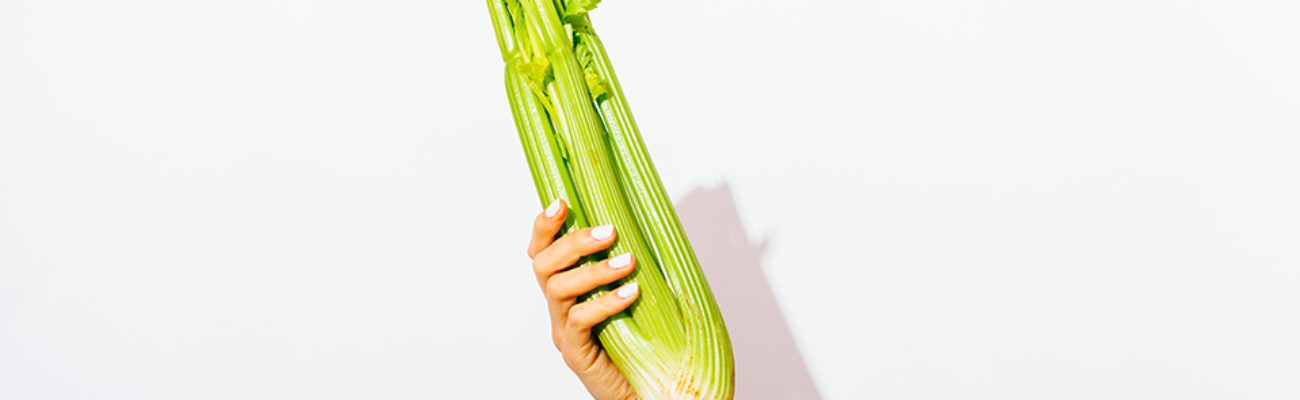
[527,199,640,400]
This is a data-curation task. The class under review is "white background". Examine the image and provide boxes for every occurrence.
[3,0,1299,399]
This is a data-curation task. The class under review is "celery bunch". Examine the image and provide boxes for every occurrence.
[486,1,734,398]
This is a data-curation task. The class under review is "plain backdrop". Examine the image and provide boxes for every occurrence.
[3,0,1299,399]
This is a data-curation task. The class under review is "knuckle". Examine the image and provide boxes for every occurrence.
[531,220,550,238]
[556,240,588,266]
[590,262,608,277]
[550,234,574,254]
[567,307,588,327]
[530,258,546,275]
[544,279,563,298]
[574,236,606,254]
[604,292,629,311]
[598,296,618,313]
[587,265,612,284]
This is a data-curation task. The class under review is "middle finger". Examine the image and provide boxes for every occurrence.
[545,253,636,301]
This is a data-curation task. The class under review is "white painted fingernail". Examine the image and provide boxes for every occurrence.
[590,224,614,240]
[544,199,562,218]
[609,253,632,269]
[617,282,639,298]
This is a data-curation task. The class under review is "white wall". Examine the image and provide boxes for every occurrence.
[3,0,1298,399]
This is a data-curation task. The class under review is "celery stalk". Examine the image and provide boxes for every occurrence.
[488,1,735,398]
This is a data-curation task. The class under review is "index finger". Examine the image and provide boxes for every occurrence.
[527,199,567,258]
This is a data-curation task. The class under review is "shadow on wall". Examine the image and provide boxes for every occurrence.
[675,183,822,400]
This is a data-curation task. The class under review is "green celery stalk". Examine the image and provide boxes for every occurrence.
[488,1,735,398]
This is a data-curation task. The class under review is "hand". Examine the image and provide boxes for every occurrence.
[527,199,640,400]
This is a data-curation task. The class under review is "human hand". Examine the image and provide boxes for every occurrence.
[527,199,640,400]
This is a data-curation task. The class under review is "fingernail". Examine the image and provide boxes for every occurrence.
[609,253,632,269]
[617,282,639,298]
[590,224,614,240]
[545,199,562,218]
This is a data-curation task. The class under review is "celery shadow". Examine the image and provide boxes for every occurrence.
[675,183,822,400]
